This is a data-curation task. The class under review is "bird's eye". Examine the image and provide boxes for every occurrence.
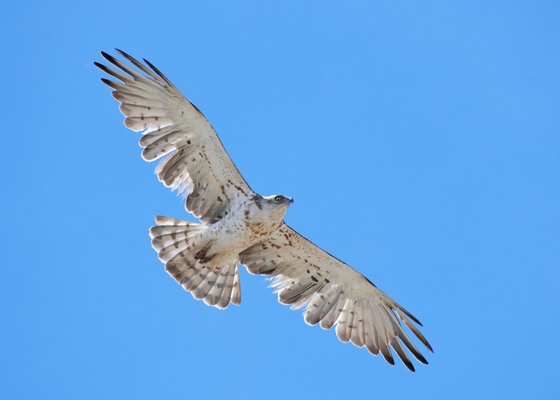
[275,196,282,202]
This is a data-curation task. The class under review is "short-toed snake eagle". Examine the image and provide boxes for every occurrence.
[96,50,433,371]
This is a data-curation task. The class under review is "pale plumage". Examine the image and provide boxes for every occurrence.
[97,50,433,371]
[239,223,432,370]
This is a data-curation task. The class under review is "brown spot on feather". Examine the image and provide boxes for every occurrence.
[228,179,247,196]
[220,185,229,201]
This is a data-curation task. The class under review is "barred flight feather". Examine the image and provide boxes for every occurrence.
[239,222,433,371]
[97,49,253,224]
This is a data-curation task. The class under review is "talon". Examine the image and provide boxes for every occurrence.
[199,254,216,264]
[194,243,210,260]
[194,242,216,263]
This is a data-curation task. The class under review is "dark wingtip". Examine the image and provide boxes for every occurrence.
[416,353,429,365]
[94,62,114,77]
[94,62,112,75]
[143,57,171,84]
[115,48,130,59]
[380,348,395,366]
[100,51,118,65]
[398,305,423,326]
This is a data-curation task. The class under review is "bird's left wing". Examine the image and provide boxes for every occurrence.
[96,50,253,224]
[239,222,433,371]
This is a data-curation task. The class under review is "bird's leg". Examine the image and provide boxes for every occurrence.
[194,242,216,264]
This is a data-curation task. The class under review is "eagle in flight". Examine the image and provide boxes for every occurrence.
[96,50,433,371]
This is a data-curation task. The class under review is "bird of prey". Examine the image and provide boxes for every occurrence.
[96,50,433,371]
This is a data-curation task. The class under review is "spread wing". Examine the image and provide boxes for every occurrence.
[96,50,253,224]
[239,223,433,371]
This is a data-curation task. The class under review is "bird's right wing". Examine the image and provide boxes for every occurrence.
[239,222,433,371]
[96,50,254,224]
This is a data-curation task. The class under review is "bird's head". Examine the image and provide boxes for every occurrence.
[252,195,294,220]
[261,195,294,220]
[263,195,294,207]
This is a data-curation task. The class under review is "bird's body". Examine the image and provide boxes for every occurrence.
[151,194,293,308]
[194,194,291,266]
[97,50,433,371]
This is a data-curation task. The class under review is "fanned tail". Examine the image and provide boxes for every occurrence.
[149,215,241,309]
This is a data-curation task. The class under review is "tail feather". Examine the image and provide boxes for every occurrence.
[217,264,241,308]
[192,269,216,300]
[150,215,241,309]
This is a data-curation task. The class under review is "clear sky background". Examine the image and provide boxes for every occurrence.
[1,1,559,399]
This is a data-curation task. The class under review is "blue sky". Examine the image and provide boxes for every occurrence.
[2,1,559,399]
